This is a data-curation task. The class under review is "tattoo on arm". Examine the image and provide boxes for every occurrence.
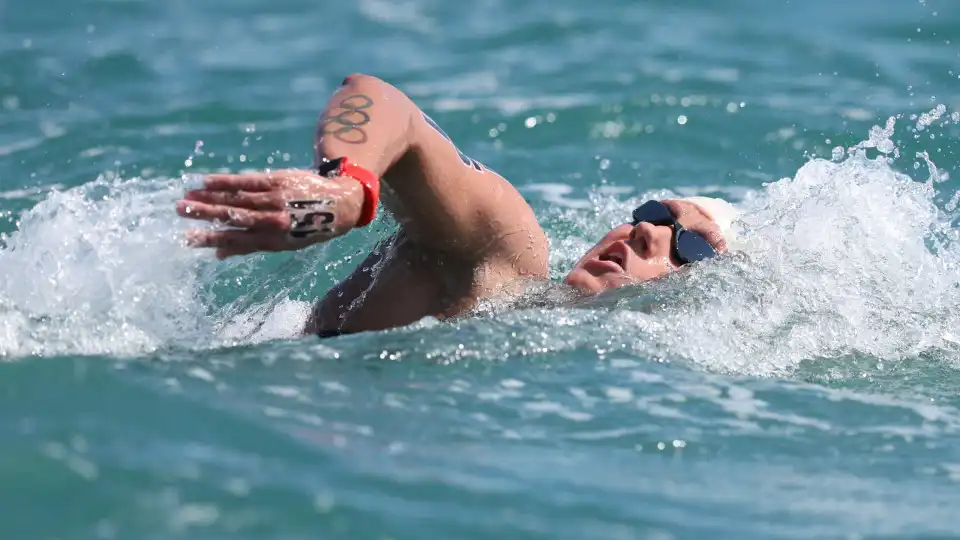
[422,112,485,172]
[320,94,374,144]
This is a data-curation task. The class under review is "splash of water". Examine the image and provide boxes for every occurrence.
[531,114,960,376]
[0,174,313,358]
[645,148,960,375]
[0,175,208,357]
[1,112,958,376]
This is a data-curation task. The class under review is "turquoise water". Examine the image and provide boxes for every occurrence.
[2,0,960,538]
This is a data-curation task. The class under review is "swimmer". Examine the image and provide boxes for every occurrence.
[176,74,738,336]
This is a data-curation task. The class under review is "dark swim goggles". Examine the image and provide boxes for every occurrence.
[631,200,718,265]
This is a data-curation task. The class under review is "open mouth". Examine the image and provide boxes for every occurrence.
[598,251,625,270]
[598,241,631,271]
[580,241,631,278]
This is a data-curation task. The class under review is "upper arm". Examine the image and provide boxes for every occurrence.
[305,76,550,336]
[395,110,547,264]
[325,75,547,272]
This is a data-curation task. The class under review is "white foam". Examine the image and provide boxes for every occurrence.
[0,175,217,357]
[218,298,312,345]
[1,110,958,377]
[537,114,960,376]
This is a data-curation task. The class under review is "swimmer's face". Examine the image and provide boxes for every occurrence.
[564,200,727,295]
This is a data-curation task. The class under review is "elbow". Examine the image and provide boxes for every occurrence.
[337,73,409,103]
[327,72,417,153]
[337,72,412,114]
[338,72,382,88]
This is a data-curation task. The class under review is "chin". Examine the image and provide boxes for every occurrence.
[563,269,604,295]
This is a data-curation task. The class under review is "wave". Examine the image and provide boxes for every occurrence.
[0,111,958,377]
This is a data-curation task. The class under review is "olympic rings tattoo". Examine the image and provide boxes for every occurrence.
[320,94,373,144]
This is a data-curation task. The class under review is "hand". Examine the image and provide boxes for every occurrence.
[176,168,363,259]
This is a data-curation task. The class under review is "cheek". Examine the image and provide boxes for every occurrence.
[627,256,674,281]
[563,267,597,292]
[584,225,632,255]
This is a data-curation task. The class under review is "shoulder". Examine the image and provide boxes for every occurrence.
[340,73,550,277]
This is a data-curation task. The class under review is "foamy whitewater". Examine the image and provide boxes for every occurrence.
[1,114,958,379]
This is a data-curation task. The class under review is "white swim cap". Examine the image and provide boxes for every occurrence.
[680,196,742,249]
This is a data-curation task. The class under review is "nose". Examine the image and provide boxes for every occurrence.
[627,222,658,256]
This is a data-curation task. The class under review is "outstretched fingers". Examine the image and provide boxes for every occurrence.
[176,200,289,230]
[184,189,285,211]
[186,229,285,259]
[202,173,277,192]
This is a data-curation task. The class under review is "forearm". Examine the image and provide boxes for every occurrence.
[314,74,416,177]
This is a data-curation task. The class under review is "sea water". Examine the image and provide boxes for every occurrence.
[1,0,959,538]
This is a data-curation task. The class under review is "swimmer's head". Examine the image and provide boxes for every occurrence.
[563,197,738,294]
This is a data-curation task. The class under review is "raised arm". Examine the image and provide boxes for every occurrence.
[314,73,544,260]
[180,74,544,263]
[178,73,548,334]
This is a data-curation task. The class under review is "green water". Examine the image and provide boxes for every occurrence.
[2,0,960,538]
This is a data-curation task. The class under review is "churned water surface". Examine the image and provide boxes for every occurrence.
[1,0,960,538]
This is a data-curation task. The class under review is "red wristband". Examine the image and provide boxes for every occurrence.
[318,157,381,227]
